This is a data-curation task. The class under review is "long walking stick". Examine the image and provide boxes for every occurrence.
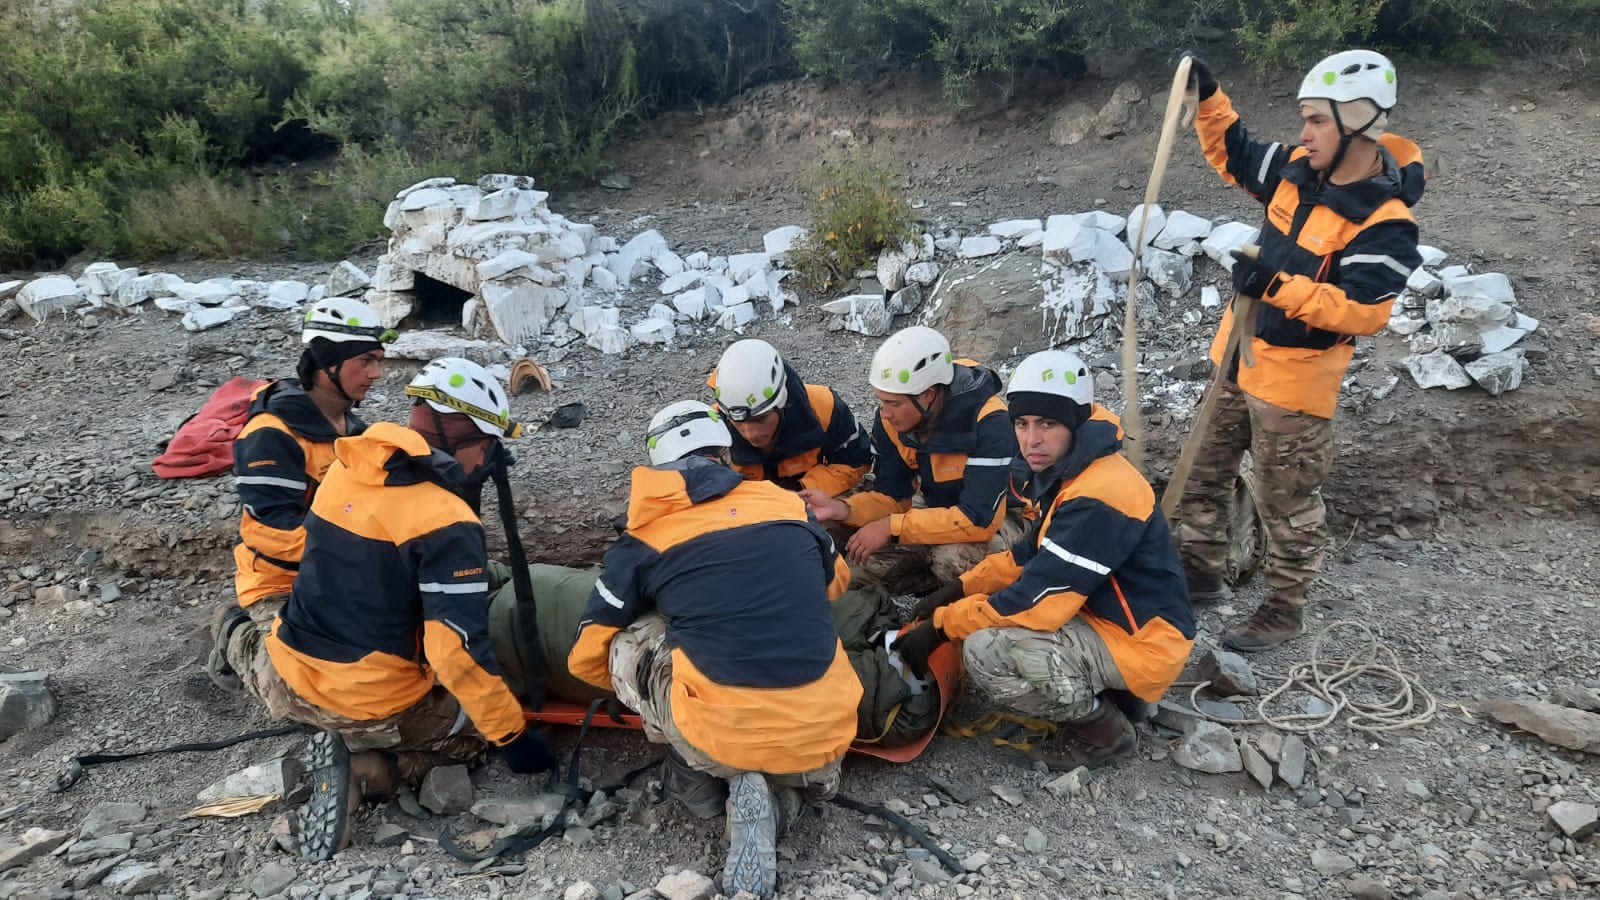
[1158,245,1260,520]
[1121,55,1195,474]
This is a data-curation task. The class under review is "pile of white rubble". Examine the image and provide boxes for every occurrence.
[2,265,342,332]
[1389,249,1535,395]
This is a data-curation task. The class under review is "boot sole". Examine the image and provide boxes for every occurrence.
[724,772,777,898]
[298,731,353,861]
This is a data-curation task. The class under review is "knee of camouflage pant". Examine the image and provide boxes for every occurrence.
[928,541,990,584]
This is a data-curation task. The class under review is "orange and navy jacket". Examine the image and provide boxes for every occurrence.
[1197,88,1425,418]
[935,406,1195,702]
[567,458,861,774]
[845,362,1016,545]
[718,363,874,497]
[265,423,526,746]
[232,381,366,608]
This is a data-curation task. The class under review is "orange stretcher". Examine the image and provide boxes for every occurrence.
[523,642,962,763]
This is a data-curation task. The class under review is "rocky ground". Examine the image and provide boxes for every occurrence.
[3,59,1600,900]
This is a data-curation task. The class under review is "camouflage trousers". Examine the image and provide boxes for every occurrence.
[225,625,488,778]
[852,510,1028,593]
[963,618,1127,723]
[242,592,288,630]
[608,614,840,802]
[1176,381,1334,607]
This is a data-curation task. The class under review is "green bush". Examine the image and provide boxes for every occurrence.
[1234,0,1385,70]
[789,150,917,292]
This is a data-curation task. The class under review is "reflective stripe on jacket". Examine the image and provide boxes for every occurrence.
[937,406,1195,701]
[568,459,860,774]
[232,381,365,607]
[1197,88,1425,418]
[845,362,1017,544]
[265,423,525,746]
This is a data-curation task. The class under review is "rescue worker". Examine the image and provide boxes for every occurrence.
[802,326,1022,590]
[230,299,395,626]
[568,400,860,900]
[215,357,557,861]
[709,338,874,497]
[894,350,1195,769]
[1178,50,1424,650]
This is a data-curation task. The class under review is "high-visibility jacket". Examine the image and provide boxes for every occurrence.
[265,423,526,746]
[936,406,1195,702]
[232,381,365,608]
[1196,88,1425,418]
[568,459,860,774]
[712,362,874,496]
[845,362,1016,545]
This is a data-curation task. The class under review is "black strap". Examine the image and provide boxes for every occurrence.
[52,724,305,792]
[491,460,546,711]
[829,793,963,874]
[438,698,657,863]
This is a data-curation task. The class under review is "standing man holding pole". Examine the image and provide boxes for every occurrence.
[1177,50,1425,651]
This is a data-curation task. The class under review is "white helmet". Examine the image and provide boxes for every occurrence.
[1006,350,1094,428]
[646,400,732,465]
[404,357,522,438]
[1298,50,1396,137]
[869,326,954,395]
[302,298,396,346]
[713,339,788,421]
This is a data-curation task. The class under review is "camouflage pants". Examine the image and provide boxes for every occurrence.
[243,592,288,630]
[225,625,488,777]
[853,510,1028,593]
[1176,381,1334,607]
[963,618,1126,722]
[608,614,840,802]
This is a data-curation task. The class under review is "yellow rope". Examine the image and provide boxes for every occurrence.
[1184,621,1438,734]
[943,710,1058,751]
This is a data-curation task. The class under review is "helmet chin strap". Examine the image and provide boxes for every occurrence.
[1323,102,1385,183]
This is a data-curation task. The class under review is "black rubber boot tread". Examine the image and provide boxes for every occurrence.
[298,731,353,861]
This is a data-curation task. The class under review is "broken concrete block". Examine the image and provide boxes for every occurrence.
[1198,648,1258,696]
[1201,222,1261,267]
[1403,350,1472,390]
[181,307,240,332]
[262,281,311,309]
[82,262,138,298]
[906,261,940,287]
[1171,721,1242,774]
[587,325,631,355]
[658,270,703,294]
[589,265,619,293]
[1125,203,1166,249]
[1427,294,1514,328]
[570,305,619,338]
[0,672,56,741]
[888,284,924,315]
[17,275,85,321]
[1547,801,1598,840]
[1417,244,1447,267]
[877,248,910,293]
[1041,220,1098,267]
[197,758,305,803]
[420,765,475,814]
[1405,267,1444,297]
[763,225,805,258]
[327,261,372,297]
[1090,229,1134,281]
[988,218,1043,240]
[629,317,675,345]
[726,252,771,283]
[481,280,569,343]
[476,249,545,283]
[1153,210,1212,250]
[715,301,757,331]
[465,188,535,222]
[671,288,709,321]
[958,235,1004,259]
[821,294,891,336]
[1443,271,1514,305]
[1464,349,1525,396]
[1140,246,1192,297]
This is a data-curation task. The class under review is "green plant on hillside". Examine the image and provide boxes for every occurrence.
[789,149,917,292]
[1233,0,1384,70]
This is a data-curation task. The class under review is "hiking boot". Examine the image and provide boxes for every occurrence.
[299,731,355,861]
[723,772,779,899]
[1221,601,1304,653]
[662,748,726,819]
[772,785,803,839]
[1039,700,1137,771]
[1103,689,1153,724]
[206,604,251,695]
[1185,571,1232,606]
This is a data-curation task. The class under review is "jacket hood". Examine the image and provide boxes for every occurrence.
[911,362,1004,453]
[625,457,745,530]
[1283,132,1425,221]
[333,422,468,489]
[1012,405,1124,501]
[251,379,365,442]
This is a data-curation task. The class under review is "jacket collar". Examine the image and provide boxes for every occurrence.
[1280,132,1425,222]
[250,379,365,442]
[1012,405,1124,502]
[901,362,1003,453]
[332,422,467,489]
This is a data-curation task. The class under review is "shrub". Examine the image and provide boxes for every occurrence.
[1233,0,1385,70]
[789,149,917,292]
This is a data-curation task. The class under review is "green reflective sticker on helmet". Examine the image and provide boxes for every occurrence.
[1064,371,1077,385]
[897,369,910,384]
[304,310,314,321]
[449,373,466,388]
[762,386,775,399]
[943,351,953,362]
[1040,368,1054,382]
[745,393,758,406]
[1385,69,1395,84]
[500,408,509,418]
[346,316,361,326]
[713,386,722,398]
[708,409,721,422]
[648,436,658,449]
[1322,71,1337,85]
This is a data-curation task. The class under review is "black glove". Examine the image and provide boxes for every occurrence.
[1229,249,1280,300]
[908,581,965,624]
[891,621,948,680]
[501,728,559,774]
[1184,53,1218,101]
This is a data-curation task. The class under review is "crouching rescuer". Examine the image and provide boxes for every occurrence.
[895,351,1196,769]
[216,357,558,860]
[568,400,861,900]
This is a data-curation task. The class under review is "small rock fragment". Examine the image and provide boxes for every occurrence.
[655,869,715,900]
[1547,801,1598,840]
[1278,735,1308,789]
[1198,648,1258,695]
[1310,847,1357,877]
[1172,721,1243,774]
[418,765,474,815]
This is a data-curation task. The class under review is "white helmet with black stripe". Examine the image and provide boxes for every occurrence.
[646,400,732,465]
[404,357,522,438]
[713,339,788,421]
